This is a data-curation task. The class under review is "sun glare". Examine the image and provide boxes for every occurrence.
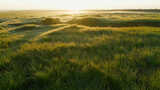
[69,10,81,14]
[65,10,85,15]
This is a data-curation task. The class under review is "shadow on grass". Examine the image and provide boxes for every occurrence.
[7,18,42,27]
[0,19,6,23]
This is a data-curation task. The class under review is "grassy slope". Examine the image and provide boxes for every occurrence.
[0,11,160,90]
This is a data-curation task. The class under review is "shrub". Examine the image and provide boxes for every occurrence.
[41,18,61,25]
[68,17,107,27]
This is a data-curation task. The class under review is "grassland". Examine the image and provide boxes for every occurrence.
[0,10,160,90]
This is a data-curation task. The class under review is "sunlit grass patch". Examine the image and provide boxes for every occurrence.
[0,34,24,48]
[10,24,40,32]
[0,26,5,30]
[19,42,76,52]
[0,26,7,33]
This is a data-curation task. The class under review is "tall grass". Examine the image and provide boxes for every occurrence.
[1,11,160,90]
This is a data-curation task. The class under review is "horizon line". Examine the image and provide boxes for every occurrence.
[0,8,160,11]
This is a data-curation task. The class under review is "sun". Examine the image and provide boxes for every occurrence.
[69,10,81,14]
[65,9,85,15]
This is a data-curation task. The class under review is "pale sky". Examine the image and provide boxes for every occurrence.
[0,0,159,10]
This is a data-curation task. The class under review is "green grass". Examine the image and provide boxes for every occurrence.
[68,17,160,27]
[0,10,160,90]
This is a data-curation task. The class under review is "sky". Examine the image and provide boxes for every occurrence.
[0,0,159,10]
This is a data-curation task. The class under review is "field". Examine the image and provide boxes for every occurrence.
[0,10,160,90]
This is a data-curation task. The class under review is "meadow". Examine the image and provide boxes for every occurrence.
[0,10,160,90]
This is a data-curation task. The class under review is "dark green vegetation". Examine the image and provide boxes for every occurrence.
[0,10,160,90]
[41,18,61,25]
[68,17,160,27]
